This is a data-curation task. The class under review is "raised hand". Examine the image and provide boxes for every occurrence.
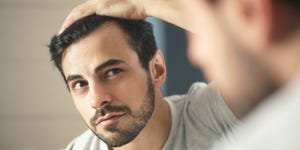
[59,0,147,34]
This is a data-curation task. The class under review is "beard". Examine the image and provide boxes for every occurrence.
[88,74,155,147]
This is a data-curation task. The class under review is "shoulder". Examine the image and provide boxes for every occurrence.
[187,82,218,100]
[164,82,223,119]
[185,82,227,109]
[164,82,219,108]
[175,82,237,131]
[165,82,211,101]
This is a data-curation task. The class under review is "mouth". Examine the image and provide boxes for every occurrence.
[95,112,126,126]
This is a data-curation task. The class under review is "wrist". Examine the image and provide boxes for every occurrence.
[144,0,191,32]
[142,0,157,17]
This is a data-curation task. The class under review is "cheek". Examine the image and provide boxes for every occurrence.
[187,35,206,68]
[72,96,94,124]
[111,75,149,109]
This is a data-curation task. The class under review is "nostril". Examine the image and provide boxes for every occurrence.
[90,98,110,109]
[100,101,110,107]
[99,101,110,116]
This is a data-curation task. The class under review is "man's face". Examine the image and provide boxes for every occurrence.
[182,0,276,113]
[61,23,155,147]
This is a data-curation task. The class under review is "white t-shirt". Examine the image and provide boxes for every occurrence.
[212,76,300,150]
[65,82,238,150]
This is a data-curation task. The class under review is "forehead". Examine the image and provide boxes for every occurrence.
[61,22,140,76]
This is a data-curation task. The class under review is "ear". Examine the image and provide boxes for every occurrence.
[244,0,273,50]
[149,50,166,86]
[223,0,273,52]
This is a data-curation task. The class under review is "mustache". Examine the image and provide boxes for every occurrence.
[99,104,131,116]
[91,104,131,124]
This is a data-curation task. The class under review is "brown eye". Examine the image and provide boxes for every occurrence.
[72,81,88,90]
[105,68,122,78]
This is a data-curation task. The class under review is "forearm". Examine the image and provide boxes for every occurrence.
[144,0,193,33]
[59,0,195,33]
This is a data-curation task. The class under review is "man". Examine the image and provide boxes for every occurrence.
[49,15,238,149]
[59,0,300,149]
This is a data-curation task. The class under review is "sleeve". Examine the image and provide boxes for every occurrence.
[186,82,239,135]
[64,138,76,150]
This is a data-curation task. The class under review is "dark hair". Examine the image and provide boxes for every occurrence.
[276,0,300,10]
[49,14,157,81]
[289,0,300,10]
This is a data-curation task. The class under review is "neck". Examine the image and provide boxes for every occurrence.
[113,91,171,150]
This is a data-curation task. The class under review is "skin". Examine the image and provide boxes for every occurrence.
[61,22,171,150]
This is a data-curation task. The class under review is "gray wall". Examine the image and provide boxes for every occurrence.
[148,19,205,96]
[0,1,86,149]
[163,22,205,96]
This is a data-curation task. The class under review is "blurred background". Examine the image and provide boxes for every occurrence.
[0,0,204,149]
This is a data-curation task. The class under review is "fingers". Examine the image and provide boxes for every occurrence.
[58,0,147,34]
[59,0,97,34]
[96,0,147,20]
[180,0,216,34]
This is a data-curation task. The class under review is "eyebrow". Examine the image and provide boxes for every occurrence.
[66,75,82,83]
[65,59,125,83]
[94,59,125,73]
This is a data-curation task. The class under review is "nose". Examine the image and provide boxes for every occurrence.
[88,82,112,109]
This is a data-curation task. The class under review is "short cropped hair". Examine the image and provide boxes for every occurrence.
[49,14,157,81]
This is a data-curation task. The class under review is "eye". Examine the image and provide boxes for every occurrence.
[71,81,88,91]
[105,68,123,78]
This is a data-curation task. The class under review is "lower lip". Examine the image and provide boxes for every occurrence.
[99,115,124,126]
